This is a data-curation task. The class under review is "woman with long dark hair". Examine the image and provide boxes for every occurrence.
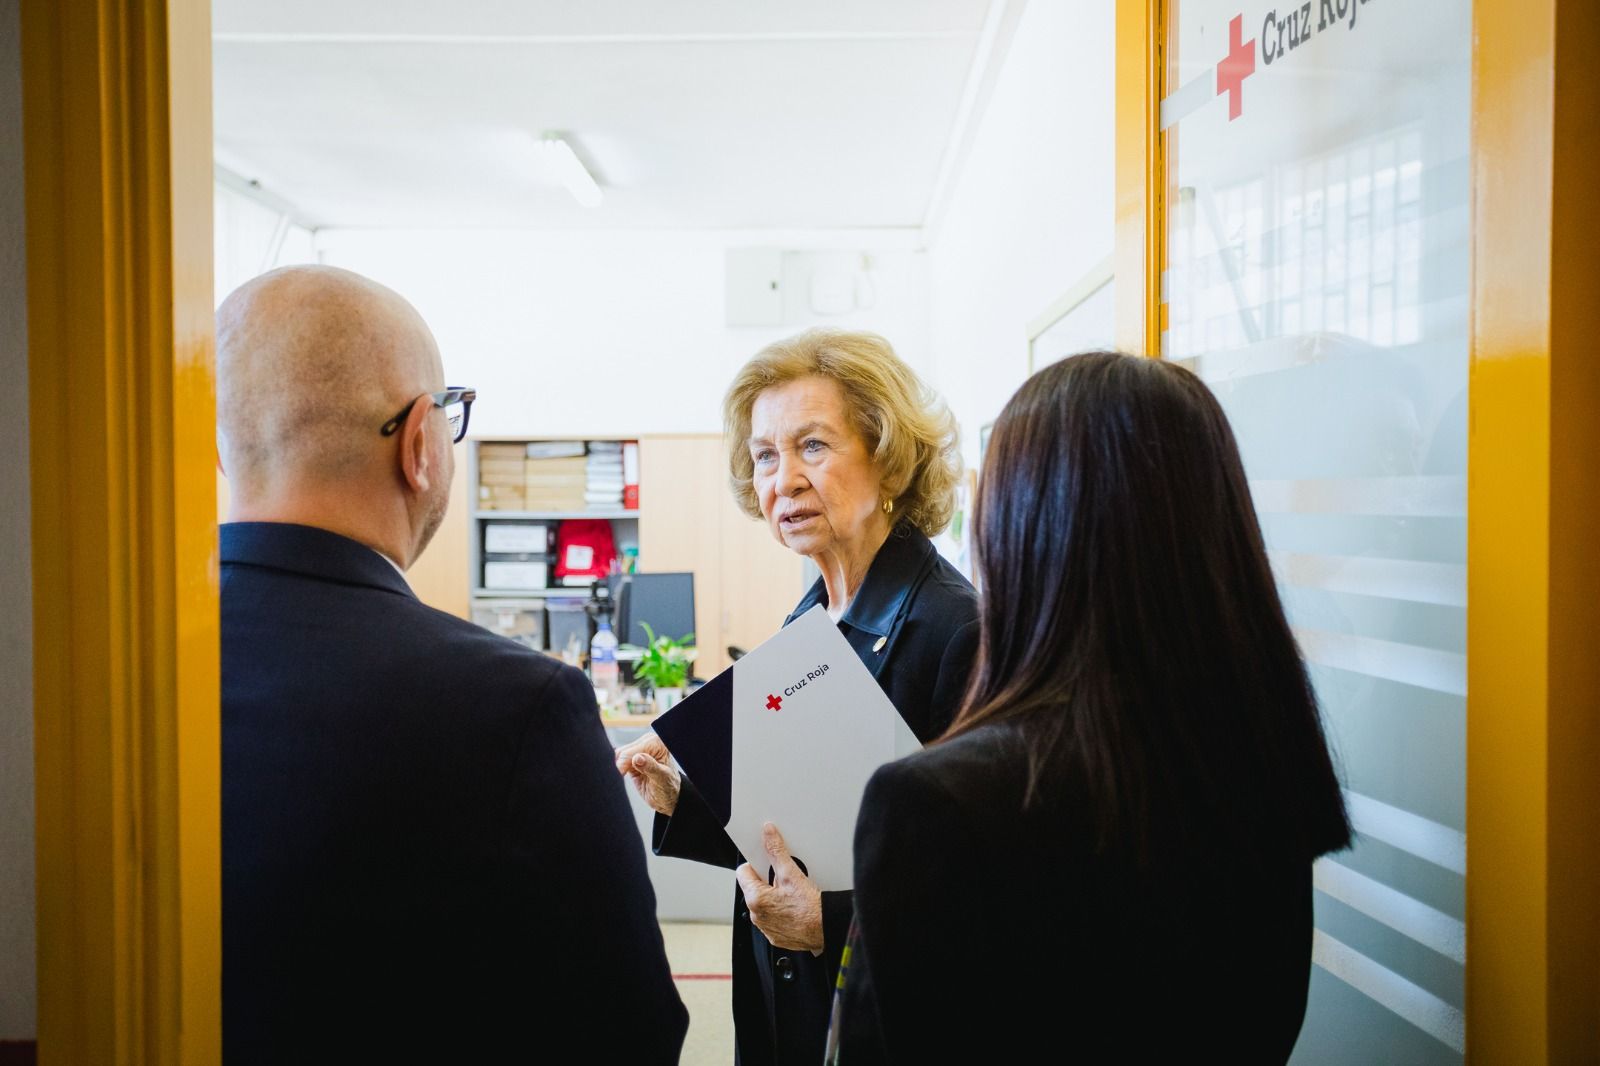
[831,352,1351,1064]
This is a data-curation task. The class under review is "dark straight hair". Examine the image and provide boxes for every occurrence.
[949,352,1351,865]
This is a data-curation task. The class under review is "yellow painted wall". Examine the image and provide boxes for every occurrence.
[406,458,473,618]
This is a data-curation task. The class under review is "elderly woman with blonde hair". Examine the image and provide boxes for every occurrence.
[615,328,978,1066]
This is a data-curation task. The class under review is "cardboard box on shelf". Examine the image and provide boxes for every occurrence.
[479,443,529,461]
[478,484,526,511]
[478,444,535,497]
[524,455,588,472]
[522,454,589,512]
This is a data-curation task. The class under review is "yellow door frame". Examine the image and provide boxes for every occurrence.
[1113,0,1165,356]
[22,0,219,1061]
[1467,0,1600,1060]
[1114,0,1600,1059]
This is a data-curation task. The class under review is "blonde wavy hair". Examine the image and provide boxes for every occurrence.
[723,329,961,537]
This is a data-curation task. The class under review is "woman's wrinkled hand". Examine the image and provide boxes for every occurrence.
[735,822,824,955]
[614,732,682,817]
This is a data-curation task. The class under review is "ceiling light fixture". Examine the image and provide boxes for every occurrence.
[532,133,603,208]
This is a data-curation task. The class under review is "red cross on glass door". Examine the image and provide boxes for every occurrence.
[1216,14,1256,121]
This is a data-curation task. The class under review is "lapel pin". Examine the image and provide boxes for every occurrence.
[873,636,887,653]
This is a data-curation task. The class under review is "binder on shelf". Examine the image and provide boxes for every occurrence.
[622,441,640,509]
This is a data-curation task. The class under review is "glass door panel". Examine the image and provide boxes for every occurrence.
[1162,2,1470,1061]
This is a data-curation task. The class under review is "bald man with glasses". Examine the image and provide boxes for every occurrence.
[216,266,686,1064]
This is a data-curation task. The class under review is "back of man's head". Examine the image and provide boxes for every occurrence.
[216,265,454,566]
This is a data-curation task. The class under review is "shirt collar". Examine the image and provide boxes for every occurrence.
[220,521,417,600]
[789,525,933,638]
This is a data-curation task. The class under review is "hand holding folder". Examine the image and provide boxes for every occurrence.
[650,606,921,891]
[615,733,681,817]
[735,823,825,954]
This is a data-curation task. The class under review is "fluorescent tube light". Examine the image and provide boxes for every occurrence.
[533,134,603,208]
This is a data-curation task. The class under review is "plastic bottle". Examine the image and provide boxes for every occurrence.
[590,618,620,710]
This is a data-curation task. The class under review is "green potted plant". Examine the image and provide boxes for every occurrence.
[624,622,696,714]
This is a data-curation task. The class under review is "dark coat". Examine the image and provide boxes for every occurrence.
[653,526,979,1066]
[836,717,1316,1064]
[221,522,687,1064]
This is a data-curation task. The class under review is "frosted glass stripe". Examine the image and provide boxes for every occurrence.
[1159,71,1214,130]
[1251,476,1465,517]
[1270,552,1466,607]
[1294,626,1467,696]
[1168,301,1469,382]
[1344,791,1466,875]
[1312,931,1466,1052]
[1313,858,1466,963]
[1169,326,1341,381]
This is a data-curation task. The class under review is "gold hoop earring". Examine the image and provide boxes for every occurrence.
[882,497,894,515]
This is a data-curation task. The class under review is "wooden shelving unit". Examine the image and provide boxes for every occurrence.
[465,437,639,657]
[455,434,805,678]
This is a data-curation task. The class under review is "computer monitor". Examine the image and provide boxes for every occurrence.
[610,571,696,653]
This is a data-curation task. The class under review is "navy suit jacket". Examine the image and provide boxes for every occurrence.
[221,522,686,1063]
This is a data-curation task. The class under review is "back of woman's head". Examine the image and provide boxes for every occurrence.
[953,351,1350,864]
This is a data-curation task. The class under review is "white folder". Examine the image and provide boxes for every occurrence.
[652,605,921,891]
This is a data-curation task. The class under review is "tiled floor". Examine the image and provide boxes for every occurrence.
[661,921,735,1065]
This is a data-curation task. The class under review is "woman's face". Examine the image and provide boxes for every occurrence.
[748,376,885,560]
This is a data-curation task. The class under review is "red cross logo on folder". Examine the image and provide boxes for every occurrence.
[766,694,783,712]
[1216,14,1256,121]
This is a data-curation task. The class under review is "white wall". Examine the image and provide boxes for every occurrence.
[314,228,930,438]
[0,0,36,1041]
[214,179,316,307]
[220,3,1115,468]
[926,0,1116,468]
[216,0,1115,472]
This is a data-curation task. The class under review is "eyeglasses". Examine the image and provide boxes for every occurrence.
[380,387,477,445]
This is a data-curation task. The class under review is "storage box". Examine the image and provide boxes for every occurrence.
[471,598,546,652]
[484,522,549,554]
[478,444,536,512]
[545,600,591,662]
[483,560,549,590]
[477,485,526,512]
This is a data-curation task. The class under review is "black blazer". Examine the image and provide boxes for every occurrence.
[653,526,979,1066]
[837,717,1316,1064]
[221,522,687,1064]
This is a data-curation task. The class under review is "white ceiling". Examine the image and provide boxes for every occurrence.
[212,0,997,230]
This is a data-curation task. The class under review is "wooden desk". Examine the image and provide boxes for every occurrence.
[601,712,660,729]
